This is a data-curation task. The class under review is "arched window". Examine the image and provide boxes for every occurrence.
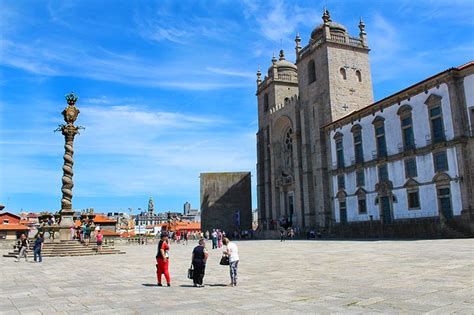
[308,60,316,83]
[285,128,293,152]
[356,70,362,82]
[340,67,347,80]
[263,93,269,112]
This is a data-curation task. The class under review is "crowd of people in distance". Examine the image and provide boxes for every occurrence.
[155,230,240,288]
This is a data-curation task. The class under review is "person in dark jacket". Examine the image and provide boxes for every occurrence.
[191,239,209,287]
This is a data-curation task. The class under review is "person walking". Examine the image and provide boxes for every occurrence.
[96,230,103,252]
[33,233,44,263]
[156,233,171,287]
[16,234,29,262]
[211,229,218,249]
[191,239,208,287]
[223,237,239,287]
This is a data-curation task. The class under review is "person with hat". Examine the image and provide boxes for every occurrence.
[156,233,171,286]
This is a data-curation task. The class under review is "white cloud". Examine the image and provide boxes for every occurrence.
[0,103,256,198]
[205,67,254,78]
[0,39,252,90]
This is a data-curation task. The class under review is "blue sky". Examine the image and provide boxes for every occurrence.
[1,0,473,214]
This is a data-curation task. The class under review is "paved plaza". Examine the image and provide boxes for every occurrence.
[0,239,473,314]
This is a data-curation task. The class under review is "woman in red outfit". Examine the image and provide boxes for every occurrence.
[156,233,171,286]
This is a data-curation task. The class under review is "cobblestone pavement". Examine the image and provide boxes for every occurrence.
[0,239,473,314]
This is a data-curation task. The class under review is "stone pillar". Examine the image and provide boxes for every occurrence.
[56,92,84,240]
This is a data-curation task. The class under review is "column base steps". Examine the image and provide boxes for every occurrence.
[3,240,125,258]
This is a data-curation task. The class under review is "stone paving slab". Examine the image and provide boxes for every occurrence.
[0,239,473,314]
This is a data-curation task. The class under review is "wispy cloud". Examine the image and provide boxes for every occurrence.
[206,67,254,78]
[0,102,255,199]
[242,0,318,42]
[0,39,252,90]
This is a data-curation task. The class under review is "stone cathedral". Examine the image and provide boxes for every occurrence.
[256,10,375,231]
[257,9,474,237]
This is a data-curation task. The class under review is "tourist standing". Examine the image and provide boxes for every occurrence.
[16,234,29,262]
[211,229,217,249]
[183,230,188,245]
[33,233,44,263]
[217,230,223,248]
[96,230,103,252]
[191,239,208,287]
[280,228,286,242]
[223,237,239,286]
[84,223,91,246]
[205,230,210,240]
[70,225,75,240]
[156,233,171,286]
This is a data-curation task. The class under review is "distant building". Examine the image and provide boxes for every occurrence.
[183,202,191,215]
[135,197,162,225]
[0,211,29,239]
[181,202,201,222]
[200,172,252,233]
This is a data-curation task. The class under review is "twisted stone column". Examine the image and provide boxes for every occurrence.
[56,92,83,212]
[61,126,79,209]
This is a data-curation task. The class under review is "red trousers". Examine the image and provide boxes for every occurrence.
[156,258,170,284]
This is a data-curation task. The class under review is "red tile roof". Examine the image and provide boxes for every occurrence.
[0,224,29,231]
[94,215,117,224]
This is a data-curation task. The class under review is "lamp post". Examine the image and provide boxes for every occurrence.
[55,92,84,240]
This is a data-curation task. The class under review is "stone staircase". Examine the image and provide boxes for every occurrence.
[3,240,125,258]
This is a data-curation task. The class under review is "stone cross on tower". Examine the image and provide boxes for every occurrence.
[55,92,84,240]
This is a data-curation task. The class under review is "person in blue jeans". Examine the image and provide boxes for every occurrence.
[33,233,44,263]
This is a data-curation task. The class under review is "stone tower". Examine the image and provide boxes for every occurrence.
[256,10,375,232]
[256,50,303,229]
[295,10,374,228]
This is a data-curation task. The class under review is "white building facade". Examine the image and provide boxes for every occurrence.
[325,62,474,229]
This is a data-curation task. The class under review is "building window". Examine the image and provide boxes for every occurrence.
[425,94,445,144]
[353,132,364,164]
[334,134,344,168]
[3,219,9,224]
[373,117,387,158]
[358,198,367,214]
[378,164,389,182]
[429,106,445,143]
[308,60,316,83]
[433,151,448,172]
[339,200,347,225]
[404,158,417,178]
[337,174,345,190]
[401,116,415,150]
[356,170,365,187]
[264,93,269,112]
[355,70,362,82]
[407,190,420,209]
[340,67,347,80]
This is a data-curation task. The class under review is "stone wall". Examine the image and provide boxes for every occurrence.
[200,172,252,233]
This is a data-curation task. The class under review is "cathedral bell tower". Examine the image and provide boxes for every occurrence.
[294,9,374,228]
[256,49,303,230]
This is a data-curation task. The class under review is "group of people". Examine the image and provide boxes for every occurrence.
[280,227,296,242]
[155,233,240,288]
[16,233,44,263]
[210,229,225,249]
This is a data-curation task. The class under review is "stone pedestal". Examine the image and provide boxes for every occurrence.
[59,210,75,241]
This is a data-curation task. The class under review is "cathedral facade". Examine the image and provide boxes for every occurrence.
[256,10,474,234]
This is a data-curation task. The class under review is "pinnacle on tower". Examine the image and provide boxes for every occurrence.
[272,53,277,64]
[256,67,262,85]
[279,49,285,61]
[359,17,366,34]
[322,9,331,24]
